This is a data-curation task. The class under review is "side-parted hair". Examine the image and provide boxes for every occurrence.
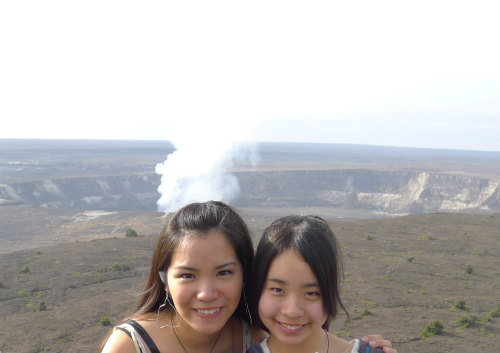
[133,200,254,321]
[100,201,254,350]
[250,215,347,330]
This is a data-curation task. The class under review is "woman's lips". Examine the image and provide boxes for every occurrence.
[194,307,223,318]
[277,320,307,334]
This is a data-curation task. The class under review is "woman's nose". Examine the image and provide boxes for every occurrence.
[281,295,304,318]
[197,279,218,301]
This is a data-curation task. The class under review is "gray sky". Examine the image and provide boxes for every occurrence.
[1,0,499,151]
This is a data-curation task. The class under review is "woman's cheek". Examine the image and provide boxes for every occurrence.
[258,292,277,322]
[226,280,243,307]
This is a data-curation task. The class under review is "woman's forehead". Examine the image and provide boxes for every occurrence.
[170,230,241,267]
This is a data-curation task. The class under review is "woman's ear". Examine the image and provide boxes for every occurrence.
[159,271,166,284]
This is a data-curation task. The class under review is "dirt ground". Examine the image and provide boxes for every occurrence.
[0,208,499,353]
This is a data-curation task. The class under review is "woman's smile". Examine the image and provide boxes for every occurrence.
[194,306,223,318]
[259,249,326,347]
[166,230,243,334]
[276,320,307,334]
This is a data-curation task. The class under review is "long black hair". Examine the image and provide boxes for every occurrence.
[250,215,347,330]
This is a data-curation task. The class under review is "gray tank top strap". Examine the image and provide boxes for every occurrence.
[241,319,252,352]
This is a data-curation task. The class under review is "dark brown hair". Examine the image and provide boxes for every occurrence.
[132,200,254,319]
[100,201,254,350]
[250,215,347,330]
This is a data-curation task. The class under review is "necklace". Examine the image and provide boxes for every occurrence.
[324,329,330,353]
[172,324,224,353]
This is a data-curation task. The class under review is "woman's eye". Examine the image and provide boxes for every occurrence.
[271,287,284,294]
[217,270,232,277]
[306,291,320,297]
[180,273,194,279]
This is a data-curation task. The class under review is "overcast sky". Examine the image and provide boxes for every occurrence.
[1,1,498,151]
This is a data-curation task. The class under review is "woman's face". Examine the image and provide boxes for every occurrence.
[258,249,327,350]
[166,230,243,334]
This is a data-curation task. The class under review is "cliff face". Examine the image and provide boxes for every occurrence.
[235,170,500,214]
[1,169,498,214]
[0,175,160,211]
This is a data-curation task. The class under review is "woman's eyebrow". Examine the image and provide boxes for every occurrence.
[172,265,196,271]
[303,283,320,288]
[215,261,238,269]
[267,278,286,285]
[267,278,320,288]
[172,262,238,271]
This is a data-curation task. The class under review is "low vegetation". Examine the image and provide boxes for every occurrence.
[1,211,498,353]
[453,299,467,310]
[97,263,132,272]
[458,315,478,328]
[99,316,111,327]
[361,308,372,317]
[420,320,444,338]
[38,301,47,311]
[485,304,500,322]
[125,228,138,237]
[465,265,474,275]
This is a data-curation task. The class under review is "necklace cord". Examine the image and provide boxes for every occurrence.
[325,329,330,353]
[171,312,224,353]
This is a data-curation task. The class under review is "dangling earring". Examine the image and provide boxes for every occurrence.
[157,290,179,328]
[243,284,252,325]
[166,295,176,312]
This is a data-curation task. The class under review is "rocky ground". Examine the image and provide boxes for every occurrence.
[0,207,498,353]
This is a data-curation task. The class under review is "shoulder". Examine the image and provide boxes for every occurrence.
[328,334,356,353]
[246,343,265,353]
[100,327,137,353]
[349,338,360,353]
[245,338,269,353]
[249,326,268,344]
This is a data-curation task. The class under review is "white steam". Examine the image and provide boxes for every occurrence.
[155,117,259,213]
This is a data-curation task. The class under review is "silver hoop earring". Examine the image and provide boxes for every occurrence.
[243,285,252,325]
[166,295,176,311]
[157,293,179,328]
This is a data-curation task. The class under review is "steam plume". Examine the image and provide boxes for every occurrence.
[155,118,258,213]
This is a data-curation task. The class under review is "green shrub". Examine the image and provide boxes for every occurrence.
[458,315,477,328]
[108,263,131,272]
[57,331,72,343]
[20,266,30,274]
[99,316,111,326]
[97,263,132,272]
[420,320,443,338]
[407,257,414,263]
[0,343,13,351]
[361,308,372,317]
[465,265,473,274]
[125,228,138,237]
[454,299,467,310]
[490,304,500,318]
[38,301,47,311]
[0,281,7,289]
[485,305,499,322]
